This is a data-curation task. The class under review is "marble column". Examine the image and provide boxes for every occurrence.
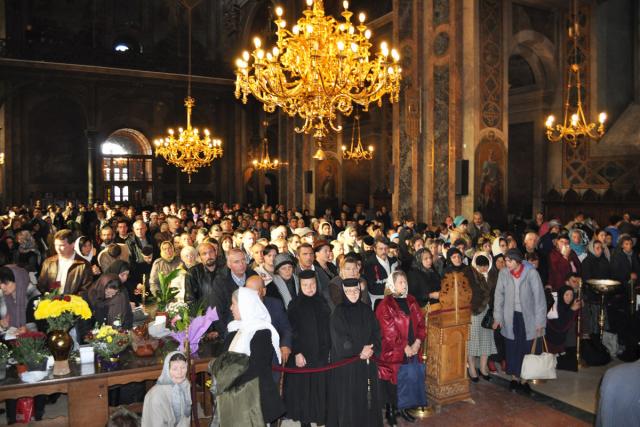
[422,0,464,224]
[85,129,98,205]
[392,0,421,221]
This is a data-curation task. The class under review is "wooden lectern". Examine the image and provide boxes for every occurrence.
[426,271,473,408]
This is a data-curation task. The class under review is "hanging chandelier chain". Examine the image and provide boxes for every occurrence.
[545,0,606,147]
[153,0,223,180]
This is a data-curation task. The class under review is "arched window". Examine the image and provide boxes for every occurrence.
[101,128,153,204]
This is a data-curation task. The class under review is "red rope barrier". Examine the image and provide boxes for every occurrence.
[271,356,412,374]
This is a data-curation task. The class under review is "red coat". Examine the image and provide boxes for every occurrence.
[548,248,581,291]
[375,294,426,384]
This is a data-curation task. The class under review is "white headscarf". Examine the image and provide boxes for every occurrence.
[227,287,281,363]
[385,270,408,298]
[74,236,93,262]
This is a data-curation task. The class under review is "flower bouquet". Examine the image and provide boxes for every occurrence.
[85,324,131,371]
[0,342,11,380]
[12,331,49,373]
[169,306,218,355]
[33,289,92,375]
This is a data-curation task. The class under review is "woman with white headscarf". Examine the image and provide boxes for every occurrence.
[141,351,191,427]
[210,287,285,426]
[375,270,425,425]
[74,236,101,279]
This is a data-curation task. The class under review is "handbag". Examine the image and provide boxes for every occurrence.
[481,307,494,329]
[396,356,427,409]
[546,292,559,319]
[520,337,557,380]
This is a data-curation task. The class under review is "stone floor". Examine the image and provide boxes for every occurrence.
[2,373,595,426]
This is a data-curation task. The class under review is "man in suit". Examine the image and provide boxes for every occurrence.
[126,220,157,288]
[38,229,92,296]
[363,237,398,309]
[210,248,256,336]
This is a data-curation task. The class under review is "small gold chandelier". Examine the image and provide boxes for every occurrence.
[252,122,287,170]
[234,0,402,140]
[154,2,223,181]
[545,0,606,146]
[342,113,373,162]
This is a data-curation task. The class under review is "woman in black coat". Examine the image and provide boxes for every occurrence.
[284,270,331,427]
[407,248,441,307]
[327,278,382,427]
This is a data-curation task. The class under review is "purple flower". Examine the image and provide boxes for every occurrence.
[169,307,218,354]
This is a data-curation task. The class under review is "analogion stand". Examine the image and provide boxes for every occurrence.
[426,271,473,410]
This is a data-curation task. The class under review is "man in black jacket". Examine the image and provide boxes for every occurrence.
[207,248,256,336]
[363,238,398,309]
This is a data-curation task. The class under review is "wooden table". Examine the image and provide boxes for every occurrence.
[0,341,222,426]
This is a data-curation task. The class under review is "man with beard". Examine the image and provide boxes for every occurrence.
[185,241,221,338]
[98,225,115,251]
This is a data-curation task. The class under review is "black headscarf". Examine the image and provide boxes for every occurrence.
[103,260,130,276]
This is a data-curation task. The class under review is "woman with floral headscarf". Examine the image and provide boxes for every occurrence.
[142,351,191,427]
[375,270,425,425]
[16,230,41,274]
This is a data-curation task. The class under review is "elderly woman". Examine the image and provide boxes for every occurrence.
[376,270,425,425]
[141,351,191,427]
[16,230,41,274]
[269,253,299,308]
[210,287,285,425]
[493,249,547,394]
[284,270,331,427]
[179,245,198,270]
[328,255,371,311]
[149,241,182,296]
[327,278,382,427]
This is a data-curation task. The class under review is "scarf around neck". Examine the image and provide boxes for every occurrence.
[156,351,192,421]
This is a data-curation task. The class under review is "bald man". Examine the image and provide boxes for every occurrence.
[245,275,292,364]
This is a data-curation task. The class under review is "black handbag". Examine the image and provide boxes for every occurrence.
[481,307,494,329]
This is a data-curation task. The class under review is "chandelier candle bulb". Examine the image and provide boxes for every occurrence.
[276,6,283,16]
[343,1,349,9]
[598,112,607,124]
[234,0,401,138]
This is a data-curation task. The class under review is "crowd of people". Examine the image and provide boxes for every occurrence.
[0,200,638,425]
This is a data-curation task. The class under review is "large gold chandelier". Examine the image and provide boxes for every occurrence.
[234,0,402,140]
[545,0,606,147]
[252,121,287,170]
[154,1,223,181]
[342,113,373,162]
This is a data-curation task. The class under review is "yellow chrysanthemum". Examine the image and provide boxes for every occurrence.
[34,295,92,320]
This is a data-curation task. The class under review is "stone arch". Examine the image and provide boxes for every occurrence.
[103,128,153,156]
[510,30,559,100]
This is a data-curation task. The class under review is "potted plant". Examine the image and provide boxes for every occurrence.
[154,269,182,316]
[85,324,131,371]
[0,342,11,380]
[12,331,49,373]
[33,287,92,376]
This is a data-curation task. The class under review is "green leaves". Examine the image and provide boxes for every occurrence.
[156,268,182,311]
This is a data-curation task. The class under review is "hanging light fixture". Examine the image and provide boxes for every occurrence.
[234,0,402,143]
[342,113,373,162]
[154,1,223,182]
[545,0,606,146]
[252,121,287,170]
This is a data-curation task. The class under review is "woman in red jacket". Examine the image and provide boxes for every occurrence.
[375,270,426,426]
